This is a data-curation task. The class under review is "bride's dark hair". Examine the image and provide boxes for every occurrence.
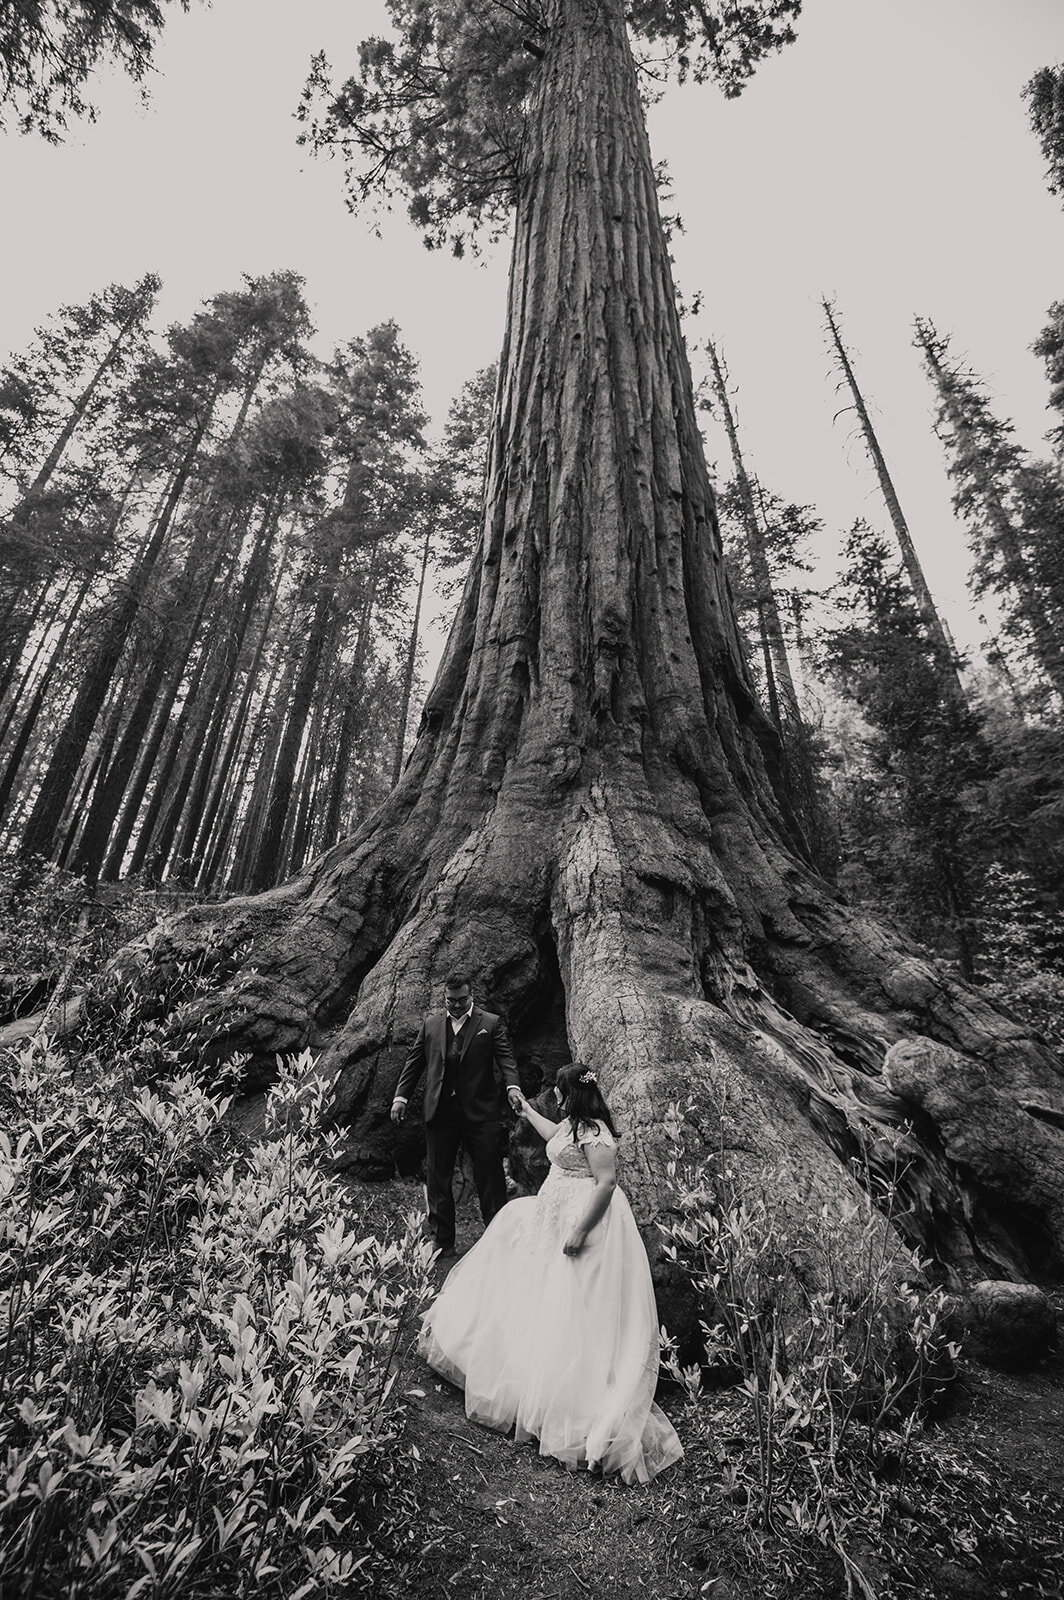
[554,1062,619,1143]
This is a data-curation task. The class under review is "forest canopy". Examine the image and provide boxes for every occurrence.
[0,0,191,139]
[298,0,802,252]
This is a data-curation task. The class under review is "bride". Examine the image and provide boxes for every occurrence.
[417,1062,683,1484]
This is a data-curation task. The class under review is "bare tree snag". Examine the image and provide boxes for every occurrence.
[100,0,1064,1298]
[823,298,969,710]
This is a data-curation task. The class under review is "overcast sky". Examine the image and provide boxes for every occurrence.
[3,0,1062,662]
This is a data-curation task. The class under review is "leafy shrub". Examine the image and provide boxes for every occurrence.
[74,920,253,1088]
[0,1040,434,1599]
[0,855,198,1022]
[659,1102,958,1591]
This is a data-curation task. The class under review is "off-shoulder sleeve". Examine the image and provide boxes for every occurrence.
[576,1120,615,1149]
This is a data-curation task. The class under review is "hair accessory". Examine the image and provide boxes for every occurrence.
[579,1070,597,1084]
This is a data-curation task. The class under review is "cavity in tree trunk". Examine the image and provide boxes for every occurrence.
[108,0,1064,1291]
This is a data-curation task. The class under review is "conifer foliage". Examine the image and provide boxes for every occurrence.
[1024,63,1064,203]
[818,521,990,977]
[0,275,469,892]
[914,316,1064,702]
[298,0,801,255]
[0,0,190,139]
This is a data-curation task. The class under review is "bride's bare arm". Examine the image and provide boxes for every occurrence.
[514,1093,561,1142]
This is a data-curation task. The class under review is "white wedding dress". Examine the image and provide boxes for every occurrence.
[418,1118,683,1485]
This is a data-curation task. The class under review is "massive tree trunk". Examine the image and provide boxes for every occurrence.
[102,0,1064,1292]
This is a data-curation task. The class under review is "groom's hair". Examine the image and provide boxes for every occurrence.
[445,971,472,992]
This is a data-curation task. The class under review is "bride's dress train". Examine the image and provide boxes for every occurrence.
[418,1119,683,1485]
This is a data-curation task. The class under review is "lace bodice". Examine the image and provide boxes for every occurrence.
[545,1118,615,1178]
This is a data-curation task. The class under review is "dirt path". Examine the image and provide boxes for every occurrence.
[395,1324,695,1600]
[354,1175,1064,1600]
[355,1172,706,1600]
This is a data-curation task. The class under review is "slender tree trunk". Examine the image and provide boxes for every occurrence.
[0,468,132,691]
[283,660,334,878]
[0,578,55,711]
[288,663,340,876]
[72,504,244,881]
[0,572,76,746]
[55,675,129,870]
[143,594,241,878]
[205,678,277,889]
[244,589,332,892]
[194,535,291,888]
[706,338,799,733]
[98,0,1064,1292]
[0,575,93,818]
[392,521,433,786]
[824,300,969,708]
[170,632,254,878]
[19,411,216,861]
[320,540,385,849]
[145,499,284,879]
[171,500,286,876]
[227,623,304,891]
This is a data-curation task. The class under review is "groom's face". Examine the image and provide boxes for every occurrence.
[445,984,472,1017]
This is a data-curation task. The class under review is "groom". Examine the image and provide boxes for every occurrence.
[391,972,523,1255]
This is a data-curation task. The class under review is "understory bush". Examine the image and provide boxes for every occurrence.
[0,856,198,1024]
[0,1040,434,1599]
[660,1103,960,1597]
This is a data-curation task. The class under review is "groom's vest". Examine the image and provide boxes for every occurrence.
[441,1020,463,1105]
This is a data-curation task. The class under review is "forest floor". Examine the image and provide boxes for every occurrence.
[4,1004,1063,1599]
[5,873,1064,1598]
[341,1167,1064,1600]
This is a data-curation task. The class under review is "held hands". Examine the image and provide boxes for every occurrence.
[507,1087,527,1116]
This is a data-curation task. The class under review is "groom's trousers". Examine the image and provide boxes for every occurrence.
[425,1098,507,1250]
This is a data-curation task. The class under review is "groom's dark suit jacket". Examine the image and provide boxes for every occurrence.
[395,1008,520,1124]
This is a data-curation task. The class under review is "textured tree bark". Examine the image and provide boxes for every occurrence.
[101,0,1064,1293]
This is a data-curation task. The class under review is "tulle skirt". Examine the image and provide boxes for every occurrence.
[417,1167,683,1485]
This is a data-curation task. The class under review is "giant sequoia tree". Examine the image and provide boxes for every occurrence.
[108,0,1064,1286]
